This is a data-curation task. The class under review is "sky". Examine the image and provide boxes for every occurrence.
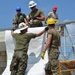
[0,0,75,28]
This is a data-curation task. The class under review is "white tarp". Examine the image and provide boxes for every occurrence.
[2,27,48,75]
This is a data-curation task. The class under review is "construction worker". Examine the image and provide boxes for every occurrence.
[10,22,48,75]
[12,6,27,29]
[45,6,64,36]
[45,6,59,23]
[27,0,45,27]
[41,18,60,75]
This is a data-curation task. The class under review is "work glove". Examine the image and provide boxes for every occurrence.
[32,17,37,20]
[41,52,45,59]
[45,27,49,31]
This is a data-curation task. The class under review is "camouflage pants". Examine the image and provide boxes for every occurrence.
[10,50,28,75]
[45,48,60,75]
[29,20,43,27]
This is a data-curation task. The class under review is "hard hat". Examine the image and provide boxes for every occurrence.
[29,1,37,8]
[47,18,55,25]
[52,6,57,10]
[18,22,28,31]
[16,7,21,11]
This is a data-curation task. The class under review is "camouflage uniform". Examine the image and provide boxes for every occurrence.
[13,13,26,28]
[45,29,60,75]
[10,33,36,75]
[28,9,44,27]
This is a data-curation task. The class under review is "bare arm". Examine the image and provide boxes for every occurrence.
[45,16,49,22]
[24,18,28,24]
[43,34,52,53]
[36,29,46,37]
[54,19,60,23]
[36,14,45,21]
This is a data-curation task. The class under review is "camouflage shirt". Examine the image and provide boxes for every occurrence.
[13,13,26,28]
[28,9,44,27]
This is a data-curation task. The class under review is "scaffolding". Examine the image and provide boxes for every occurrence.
[55,20,75,75]
[55,20,75,60]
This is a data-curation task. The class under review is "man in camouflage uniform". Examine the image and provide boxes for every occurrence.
[41,18,60,75]
[27,1,45,27]
[13,7,27,29]
[10,22,48,75]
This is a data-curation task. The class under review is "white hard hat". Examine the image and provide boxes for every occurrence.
[29,1,37,8]
[18,22,28,31]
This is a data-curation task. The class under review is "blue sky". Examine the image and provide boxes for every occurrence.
[0,0,75,28]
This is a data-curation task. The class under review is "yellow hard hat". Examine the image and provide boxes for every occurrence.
[47,18,55,25]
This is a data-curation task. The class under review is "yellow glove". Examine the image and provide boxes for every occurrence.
[41,52,45,59]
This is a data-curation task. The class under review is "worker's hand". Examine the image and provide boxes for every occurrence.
[45,27,49,31]
[41,51,45,59]
[54,19,60,23]
[32,17,37,20]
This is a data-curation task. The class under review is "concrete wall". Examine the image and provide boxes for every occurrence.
[0,31,7,75]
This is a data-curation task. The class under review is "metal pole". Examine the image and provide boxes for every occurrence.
[64,25,66,60]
